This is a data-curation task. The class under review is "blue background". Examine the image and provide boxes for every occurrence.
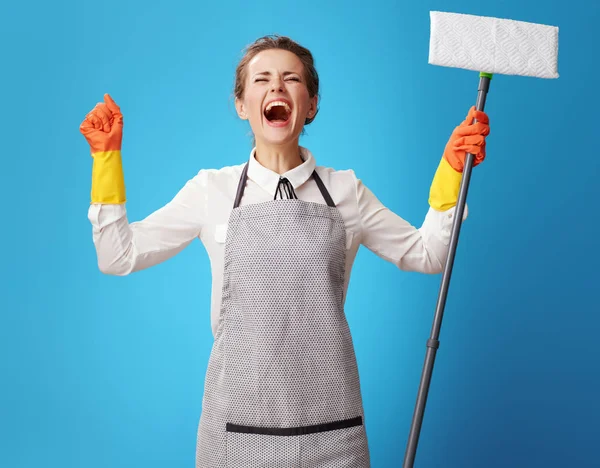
[2,0,598,467]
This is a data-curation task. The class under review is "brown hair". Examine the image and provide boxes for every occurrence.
[234,35,320,127]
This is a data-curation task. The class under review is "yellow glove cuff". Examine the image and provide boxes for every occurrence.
[90,150,126,204]
[428,157,463,211]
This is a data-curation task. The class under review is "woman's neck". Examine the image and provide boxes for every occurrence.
[254,139,304,174]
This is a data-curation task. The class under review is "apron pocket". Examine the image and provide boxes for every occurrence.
[226,423,301,467]
[226,417,366,467]
[299,416,370,467]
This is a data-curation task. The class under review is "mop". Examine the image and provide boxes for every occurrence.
[403,11,559,467]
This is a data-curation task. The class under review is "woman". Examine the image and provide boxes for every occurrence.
[81,35,489,468]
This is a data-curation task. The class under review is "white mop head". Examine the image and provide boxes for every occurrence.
[429,11,559,79]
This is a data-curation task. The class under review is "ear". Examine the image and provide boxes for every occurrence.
[307,94,318,119]
[235,97,248,120]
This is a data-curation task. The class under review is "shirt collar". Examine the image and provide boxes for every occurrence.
[247,146,316,196]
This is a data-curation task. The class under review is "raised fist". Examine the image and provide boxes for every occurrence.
[80,93,123,154]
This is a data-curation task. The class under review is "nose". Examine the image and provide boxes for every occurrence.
[270,77,285,93]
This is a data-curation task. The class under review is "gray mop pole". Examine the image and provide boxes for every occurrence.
[401,9,558,466]
[403,73,491,468]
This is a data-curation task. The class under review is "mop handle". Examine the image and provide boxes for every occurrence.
[402,72,492,468]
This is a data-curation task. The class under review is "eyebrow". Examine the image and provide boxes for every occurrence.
[253,71,300,77]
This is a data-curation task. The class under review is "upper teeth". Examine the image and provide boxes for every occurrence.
[265,101,291,113]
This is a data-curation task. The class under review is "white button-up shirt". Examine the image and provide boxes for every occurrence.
[88,146,465,336]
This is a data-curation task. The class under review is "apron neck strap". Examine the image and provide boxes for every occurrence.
[233,162,250,209]
[233,161,336,209]
[311,170,336,207]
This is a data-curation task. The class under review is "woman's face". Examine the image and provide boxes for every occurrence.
[236,49,317,147]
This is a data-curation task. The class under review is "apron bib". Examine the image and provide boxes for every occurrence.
[196,162,370,467]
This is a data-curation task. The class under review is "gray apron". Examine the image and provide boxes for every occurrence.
[196,161,370,467]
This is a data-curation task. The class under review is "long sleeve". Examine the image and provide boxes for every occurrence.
[87,170,208,275]
[354,171,467,274]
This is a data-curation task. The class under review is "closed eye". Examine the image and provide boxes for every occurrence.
[254,77,300,83]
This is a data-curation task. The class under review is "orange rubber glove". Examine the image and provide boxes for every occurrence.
[443,106,490,172]
[80,94,126,204]
[429,106,490,211]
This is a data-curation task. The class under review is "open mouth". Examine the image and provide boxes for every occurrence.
[264,100,292,125]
